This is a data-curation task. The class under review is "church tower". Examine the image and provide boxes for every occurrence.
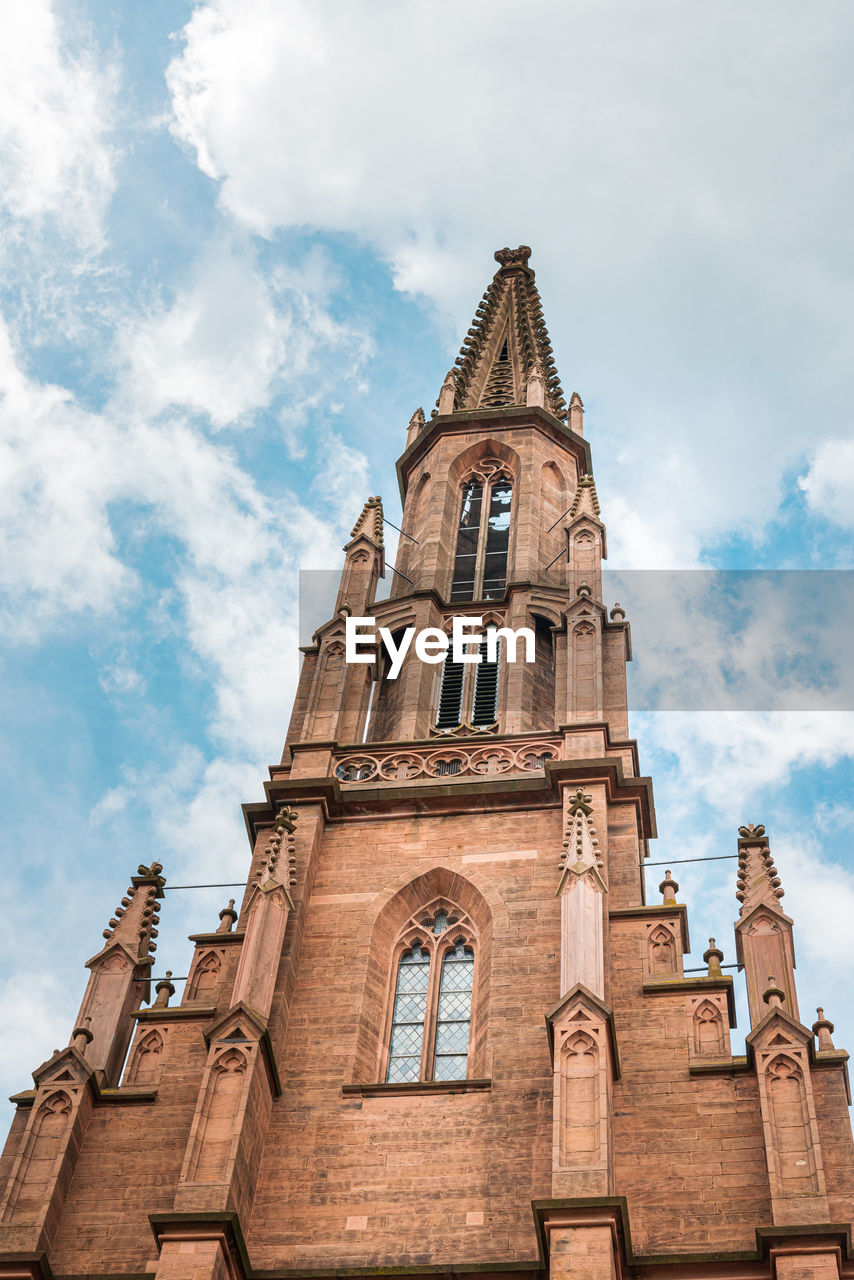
[1,247,852,1280]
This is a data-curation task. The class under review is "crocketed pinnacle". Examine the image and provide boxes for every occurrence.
[568,473,601,518]
[349,495,384,547]
[735,823,785,917]
[558,789,601,875]
[442,246,568,420]
[99,861,165,960]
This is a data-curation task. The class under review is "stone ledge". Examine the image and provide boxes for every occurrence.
[8,1081,158,1108]
[256,1267,540,1280]
[642,973,736,1026]
[188,931,245,947]
[134,1004,217,1022]
[341,1078,492,1098]
[689,1055,751,1075]
[97,1085,158,1104]
[0,1252,53,1280]
[7,1089,36,1108]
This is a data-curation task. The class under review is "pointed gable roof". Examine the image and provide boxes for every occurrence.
[445,246,568,420]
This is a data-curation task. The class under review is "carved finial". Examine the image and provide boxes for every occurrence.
[813,1007,836,1051]
[738,823,766,840]
[494,245,532,269]
[70,1016,93,1054]
[409,406,425,431]
[609,603,626,622]
[557,787,604,892]
[576,580,592,598]
[762,975,786,1008]
[257,806,300,889]
[438,369,456,415]
[525,364,546,408]
[568,391,584,435]
[217,898,238,934]
[659,870,679,905]
[153,971,175,1007]
[704,937,724,977]
[567,788,593,817]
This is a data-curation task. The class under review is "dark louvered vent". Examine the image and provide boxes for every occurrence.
[436,654,465,729]
[472,637,501,726]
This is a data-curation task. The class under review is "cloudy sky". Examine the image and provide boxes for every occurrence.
[1,0,853,1102]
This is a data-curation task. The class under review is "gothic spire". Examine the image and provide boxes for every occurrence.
[440,246,568,421]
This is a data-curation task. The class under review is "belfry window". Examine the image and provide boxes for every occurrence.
[385,914,476,1084]
[450,470,513,602]
[435,634,501,732]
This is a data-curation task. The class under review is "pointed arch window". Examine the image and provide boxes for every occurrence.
[450,469,513,602]
[385,908,476,1084]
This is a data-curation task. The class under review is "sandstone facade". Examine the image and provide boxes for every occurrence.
[2,247,852,1280]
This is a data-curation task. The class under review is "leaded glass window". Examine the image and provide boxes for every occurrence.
[433,941,474,1081]
[383,917,476,1084]
[386,944,430,1083]
[449,472,513,603]
[450,480,483,602]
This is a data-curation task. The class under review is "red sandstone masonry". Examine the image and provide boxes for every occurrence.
[1,248,851,1280]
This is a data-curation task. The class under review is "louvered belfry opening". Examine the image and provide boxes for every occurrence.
[471,637,500,727]
[435,636,501,732]
[480,335,515,407]
[436,650,465,730]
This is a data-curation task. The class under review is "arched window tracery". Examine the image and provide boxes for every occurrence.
[450,462,514,603]
[384,902,476,1084]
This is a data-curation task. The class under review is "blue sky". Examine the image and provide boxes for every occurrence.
[1,0,854,1101]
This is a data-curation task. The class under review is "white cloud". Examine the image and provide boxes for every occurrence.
[0,971,72,1089]
[0,318,136,636]
[166,0,854,557]
[0,0,116,251]
[119,238,372,431]
[640,710,854,814]
[0,303,369,759]
[799,438,854,529]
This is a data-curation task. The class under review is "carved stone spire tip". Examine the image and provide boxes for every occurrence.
[494,245,532,268]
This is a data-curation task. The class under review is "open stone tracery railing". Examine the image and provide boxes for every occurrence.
[332,737,563,784]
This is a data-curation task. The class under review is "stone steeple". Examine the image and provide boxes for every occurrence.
[438,246,569,421]
[1,247,852,1280]
[734,822,798,1024]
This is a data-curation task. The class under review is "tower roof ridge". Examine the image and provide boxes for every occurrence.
[442,246,568,421]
